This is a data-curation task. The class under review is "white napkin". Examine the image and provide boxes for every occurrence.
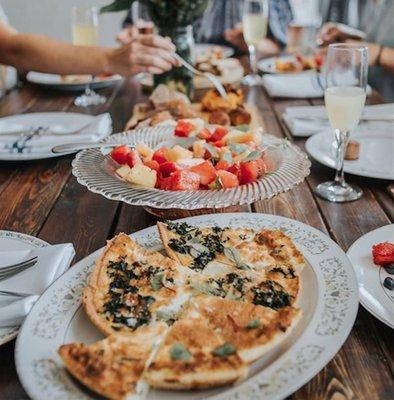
[283,103,394,137]
[0,243,75,327]
[262,73,324,98]
[262,73,372,99]
[0,113,112,154]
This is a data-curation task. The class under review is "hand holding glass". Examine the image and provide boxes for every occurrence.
[315,44,368,202]
[242,0,269,86]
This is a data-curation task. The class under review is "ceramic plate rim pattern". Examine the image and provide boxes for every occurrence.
[15,213,359,400]
[0,230,48,346]
[71,126,311,210]
[305,130,394,180]
[347,224,394,329]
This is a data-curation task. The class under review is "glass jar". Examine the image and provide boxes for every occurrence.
[154,25,195,99]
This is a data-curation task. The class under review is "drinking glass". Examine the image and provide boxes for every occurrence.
[242,0,269,86]
[72,6,106,107]
[131,1,154,34]
[315,44,368,202]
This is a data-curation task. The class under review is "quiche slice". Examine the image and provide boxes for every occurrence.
[194,297,301,363]
[58,323,167,400]
[83,233,190,335]
[157,221,255,274]
[145,304,248,389]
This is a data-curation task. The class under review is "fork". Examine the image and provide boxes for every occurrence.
[0,256,38,281]
[172,53,228,98]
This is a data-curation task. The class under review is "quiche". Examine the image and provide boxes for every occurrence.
[145,304,247,389]
[58,324,167,400]
[83,233,190,335]
[60,223,305,398]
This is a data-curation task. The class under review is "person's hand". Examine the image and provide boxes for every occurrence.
[317,23,351,46]
[106,34,178,76]
[224,23,248,53]
[116,25,138,45]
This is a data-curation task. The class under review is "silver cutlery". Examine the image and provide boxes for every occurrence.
[0,290,31,298]
[172,53,228,98]
[0,256,38,281]
[52,141,130,154]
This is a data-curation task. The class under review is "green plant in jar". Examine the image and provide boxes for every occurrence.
[101,0,209,98]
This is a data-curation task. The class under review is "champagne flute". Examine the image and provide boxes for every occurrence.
[72,6,106,107]
[132,1,154,34]
[242,0,269,86]
[315,44,368,202]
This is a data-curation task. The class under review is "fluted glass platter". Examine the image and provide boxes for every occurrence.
[72,126,311,210]
[15,213,359,400]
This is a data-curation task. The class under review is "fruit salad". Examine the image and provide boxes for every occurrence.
[110,121,267,191]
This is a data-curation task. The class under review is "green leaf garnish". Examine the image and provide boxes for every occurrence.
[212,342,236,358]
[235,125,250,132]
[209,176,223,190]
[204,142,219,157]
[222,151,234,165]
[246,319,261,329]
[243,150,262,162]
[150,273,165,291]
[223,247,251,270]
[170,343,192,361]
[190,282,221,296]
[229,143,248,154]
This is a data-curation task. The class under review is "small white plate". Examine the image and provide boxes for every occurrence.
[0,112,111,161]
[15,213,358,400]
[305,129,394,180]
[258,55,316,74]
[26,72,122,92]
[0,231,48,346]
[195,43,234,59]
[347,224,394,329]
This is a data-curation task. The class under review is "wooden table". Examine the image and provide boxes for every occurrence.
[0,76,393,400]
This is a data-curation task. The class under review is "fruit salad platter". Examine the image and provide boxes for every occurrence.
[72,120,310,214]
[110,121,266,191]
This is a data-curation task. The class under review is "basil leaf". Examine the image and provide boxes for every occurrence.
[190,282,221,296]
[222,151,233,164]
[246,319,261,329]
[150,273,165,291]
[204,142,219,157]
[229,143,248,154]
[243,150,262,162]
[235,125,250,132]
[156,310,173,322]
[212,342,236,358]
[223,247,251,270]
[170,343,192,361]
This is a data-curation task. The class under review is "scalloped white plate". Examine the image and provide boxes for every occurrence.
[72,126,311,210]
[347,224,394,329]
[0,231,48,346]
[15,213,358,400]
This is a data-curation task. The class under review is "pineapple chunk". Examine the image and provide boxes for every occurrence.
[128,164,157,188]
[177,158,205,168]
[225,129,262,145]
[234,150,250,162]
[164,145,193,162]
[193,140,206,158]
[116,165,132,180]
[136,143,154,161]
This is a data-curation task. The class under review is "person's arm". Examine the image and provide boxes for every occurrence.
[355,41,394,73]
[0,22,177,76]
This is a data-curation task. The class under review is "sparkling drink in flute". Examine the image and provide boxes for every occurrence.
[72,6,106,107]
[242,0,269,86]
[315,44,368,202]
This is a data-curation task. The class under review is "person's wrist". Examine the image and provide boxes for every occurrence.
[102,48,115,75]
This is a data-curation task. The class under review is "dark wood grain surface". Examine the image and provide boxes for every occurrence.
[0,74,393,400]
